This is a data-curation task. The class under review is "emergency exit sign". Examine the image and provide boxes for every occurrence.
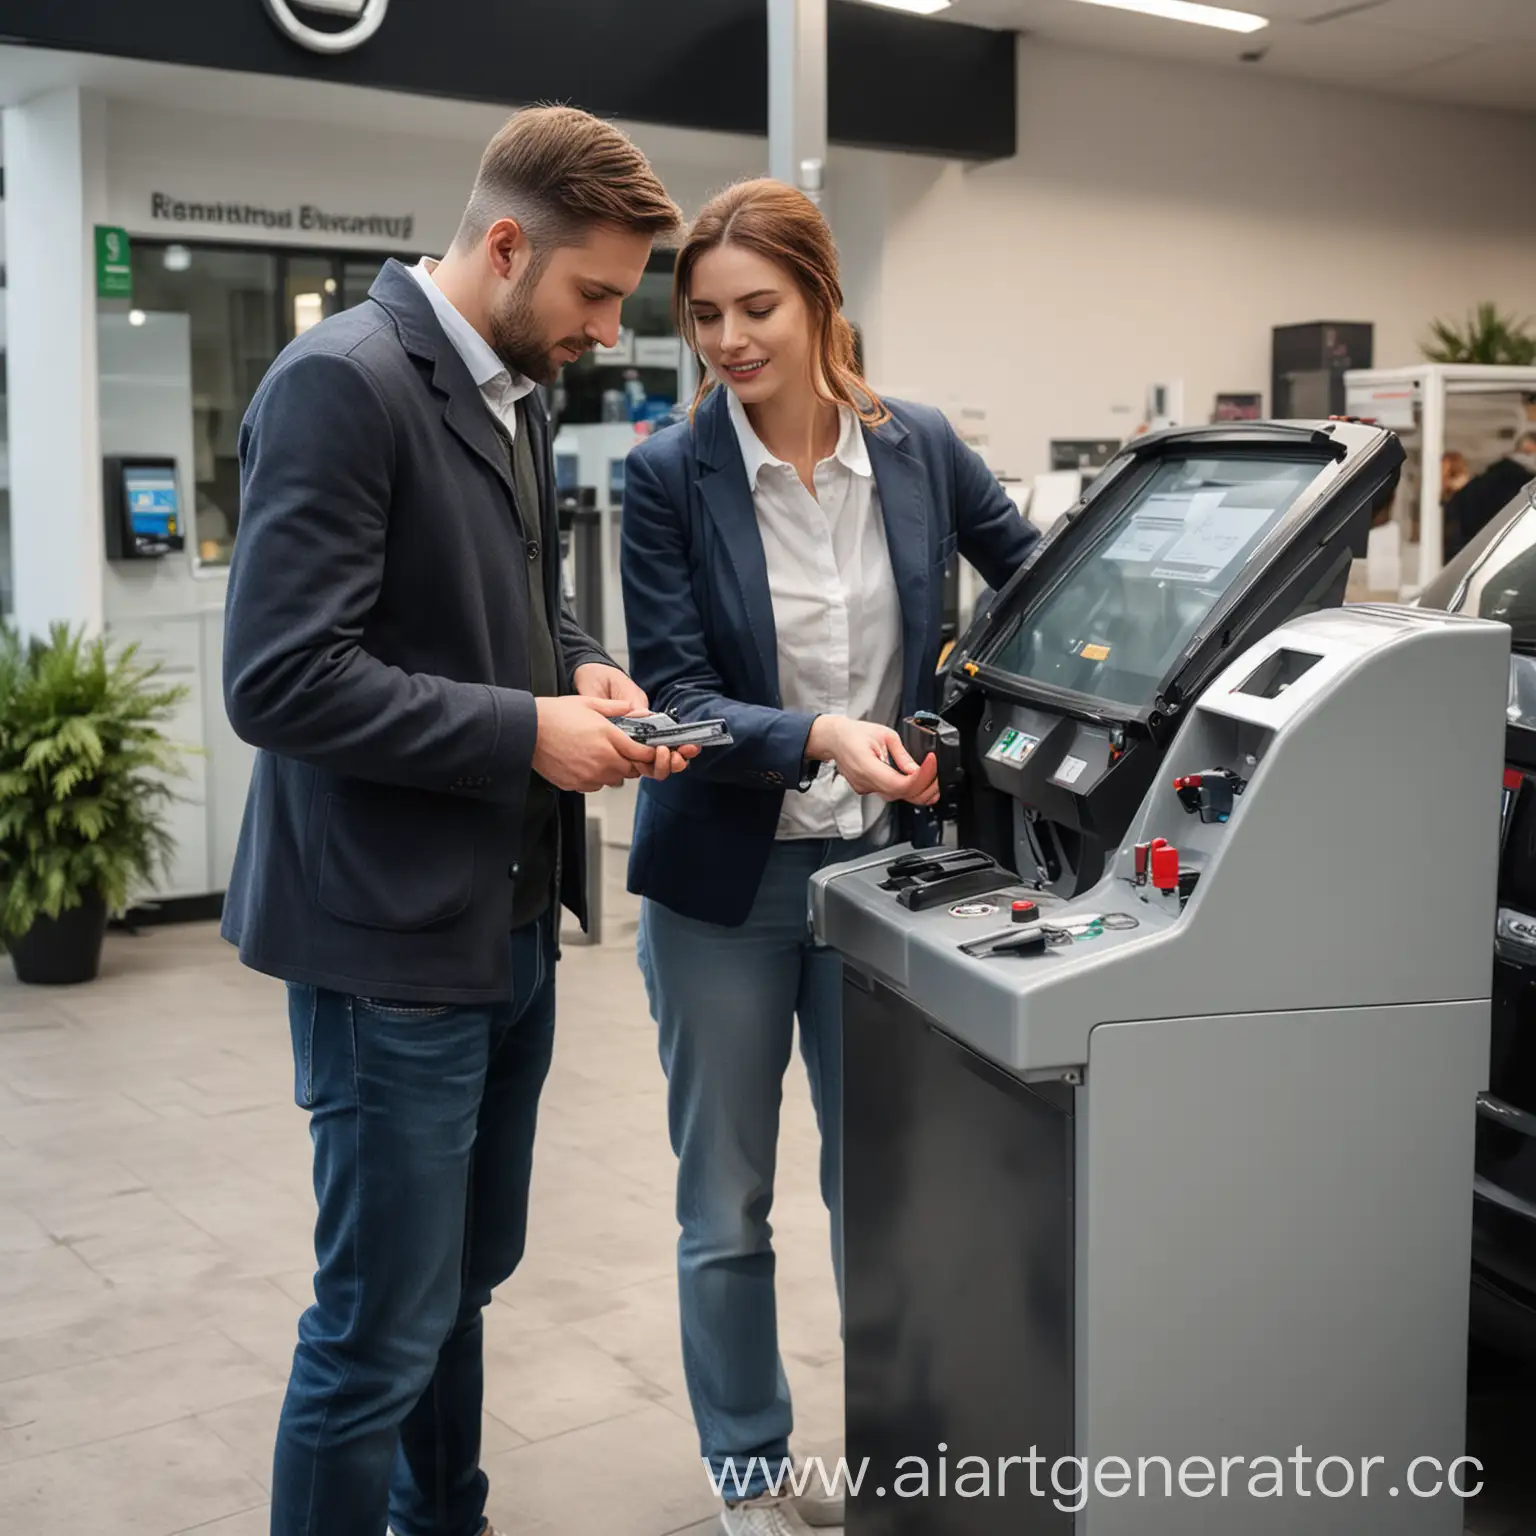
[95,226,132,299]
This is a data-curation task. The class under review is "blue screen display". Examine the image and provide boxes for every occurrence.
[123,466,180,539]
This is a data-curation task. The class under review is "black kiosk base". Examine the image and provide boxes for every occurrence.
[843,973,1075,1534]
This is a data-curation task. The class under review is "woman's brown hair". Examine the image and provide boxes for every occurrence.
[672,178,888,426]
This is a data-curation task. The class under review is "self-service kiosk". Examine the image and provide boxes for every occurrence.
[814,604,1507,1534]
[935,418,1404,897]
[102,456,186,561]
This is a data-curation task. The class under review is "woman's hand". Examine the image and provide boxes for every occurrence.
[806,716,940,805]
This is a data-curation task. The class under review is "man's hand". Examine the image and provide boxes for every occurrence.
[533,695,656,792]
[644,742,701,781]
[806,716,940,805]
[570,664,697,781]
[573,663,649,714]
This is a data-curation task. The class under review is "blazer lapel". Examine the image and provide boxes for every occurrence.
[694,391,780,701]
[442,388,517,503]
[866,416,931,711]
[368,259,516,503]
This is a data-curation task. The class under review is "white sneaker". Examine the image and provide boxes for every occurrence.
[792,1481,845,1527]
[719,1491,816,1535]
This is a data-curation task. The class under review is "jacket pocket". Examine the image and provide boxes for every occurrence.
[935,529,959,567]
[316,792,474,931]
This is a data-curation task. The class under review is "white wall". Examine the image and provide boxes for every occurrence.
[3,87,109,636]
[856,38,1536,480]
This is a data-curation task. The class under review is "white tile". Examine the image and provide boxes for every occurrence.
[567,1274,689,1404]
[0,1415,267,1532]
[480,1312,664,1443]
[483,1403,719,1536]
[0,1274,293,1385]
[0,1328,285,1465]
[1,1089,161,1146]
[171,1507,271,1536]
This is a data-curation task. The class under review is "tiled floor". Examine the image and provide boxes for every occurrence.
[0,861,1534,1535]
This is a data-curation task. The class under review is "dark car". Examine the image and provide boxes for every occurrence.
[1418,473,1536,1361]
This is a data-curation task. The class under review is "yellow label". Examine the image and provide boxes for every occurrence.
[1081,643,1111,661]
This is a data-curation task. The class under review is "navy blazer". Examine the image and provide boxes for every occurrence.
[220,260,613,1002]
[620,387,1038,926]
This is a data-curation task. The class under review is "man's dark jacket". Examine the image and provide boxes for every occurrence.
[1445,454,1536,560]
[220,259,612,1003]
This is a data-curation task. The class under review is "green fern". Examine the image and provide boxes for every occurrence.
[0,622,189,945]
[1422,301,1536,366]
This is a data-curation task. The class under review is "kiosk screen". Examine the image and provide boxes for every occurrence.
[985,454,1321,707]
[122,464,181,540]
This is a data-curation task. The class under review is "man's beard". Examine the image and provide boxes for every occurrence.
[489,273,588,385]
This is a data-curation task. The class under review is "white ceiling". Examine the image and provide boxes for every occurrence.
[945,0,1536,113]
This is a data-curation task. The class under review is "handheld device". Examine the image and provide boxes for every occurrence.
[613,712,733,748]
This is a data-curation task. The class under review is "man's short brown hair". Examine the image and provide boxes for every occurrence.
[455,104,682,254]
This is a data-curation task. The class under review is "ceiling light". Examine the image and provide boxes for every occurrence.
[858,0,951,14]
[1070,0,1268,32]
[128,310,147,326]
[163,244,192,272]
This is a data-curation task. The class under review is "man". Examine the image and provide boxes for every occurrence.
[1443,430,1536,560]
[221,106,687,1536]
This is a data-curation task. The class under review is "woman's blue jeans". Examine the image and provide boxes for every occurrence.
[637,833,882,1500]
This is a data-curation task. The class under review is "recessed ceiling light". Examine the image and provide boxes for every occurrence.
[858,0,952,14]
[1070,0,1269,33]
[163,244,191,272]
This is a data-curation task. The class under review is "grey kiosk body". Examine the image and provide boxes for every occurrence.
[811,605,1509,1534]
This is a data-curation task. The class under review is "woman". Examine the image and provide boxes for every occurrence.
[619,178,1036,1535]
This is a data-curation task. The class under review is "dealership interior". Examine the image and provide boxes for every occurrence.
[6,1,1536,1533]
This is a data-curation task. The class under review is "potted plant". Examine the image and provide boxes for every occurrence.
[1422,301,1536,365]
[0,622,188,984]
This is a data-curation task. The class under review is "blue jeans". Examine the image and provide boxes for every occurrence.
[637,834,879,1500]
[270,916,557,1536]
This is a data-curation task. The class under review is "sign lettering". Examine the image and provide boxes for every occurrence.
[150,192,414,243]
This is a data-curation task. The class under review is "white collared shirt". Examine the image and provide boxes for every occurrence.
[408,258,537,439]
[726,389,904,841]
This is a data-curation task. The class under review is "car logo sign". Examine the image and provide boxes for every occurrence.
[263,0,389,54]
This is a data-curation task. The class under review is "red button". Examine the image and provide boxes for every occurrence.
[1151,845,1180,890]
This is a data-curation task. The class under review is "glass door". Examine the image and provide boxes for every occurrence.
[126,241,400,568]
[285,256,340,340]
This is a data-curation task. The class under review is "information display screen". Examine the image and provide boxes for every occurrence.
[122,464,181,540]
[984,454,1321,708]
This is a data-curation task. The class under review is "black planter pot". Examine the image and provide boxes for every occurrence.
[7,891,109,984]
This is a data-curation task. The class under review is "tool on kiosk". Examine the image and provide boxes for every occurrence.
[910,418,1404,899]
[813,603,1508,1535]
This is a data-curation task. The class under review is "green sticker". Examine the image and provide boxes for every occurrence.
[95,226,132,300]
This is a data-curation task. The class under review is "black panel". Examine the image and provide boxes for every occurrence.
[0,0,1016,162]
[826,1,1014,158]
[842,973,1074,1534]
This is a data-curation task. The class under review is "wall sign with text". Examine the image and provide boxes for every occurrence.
[150,192,415,244]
